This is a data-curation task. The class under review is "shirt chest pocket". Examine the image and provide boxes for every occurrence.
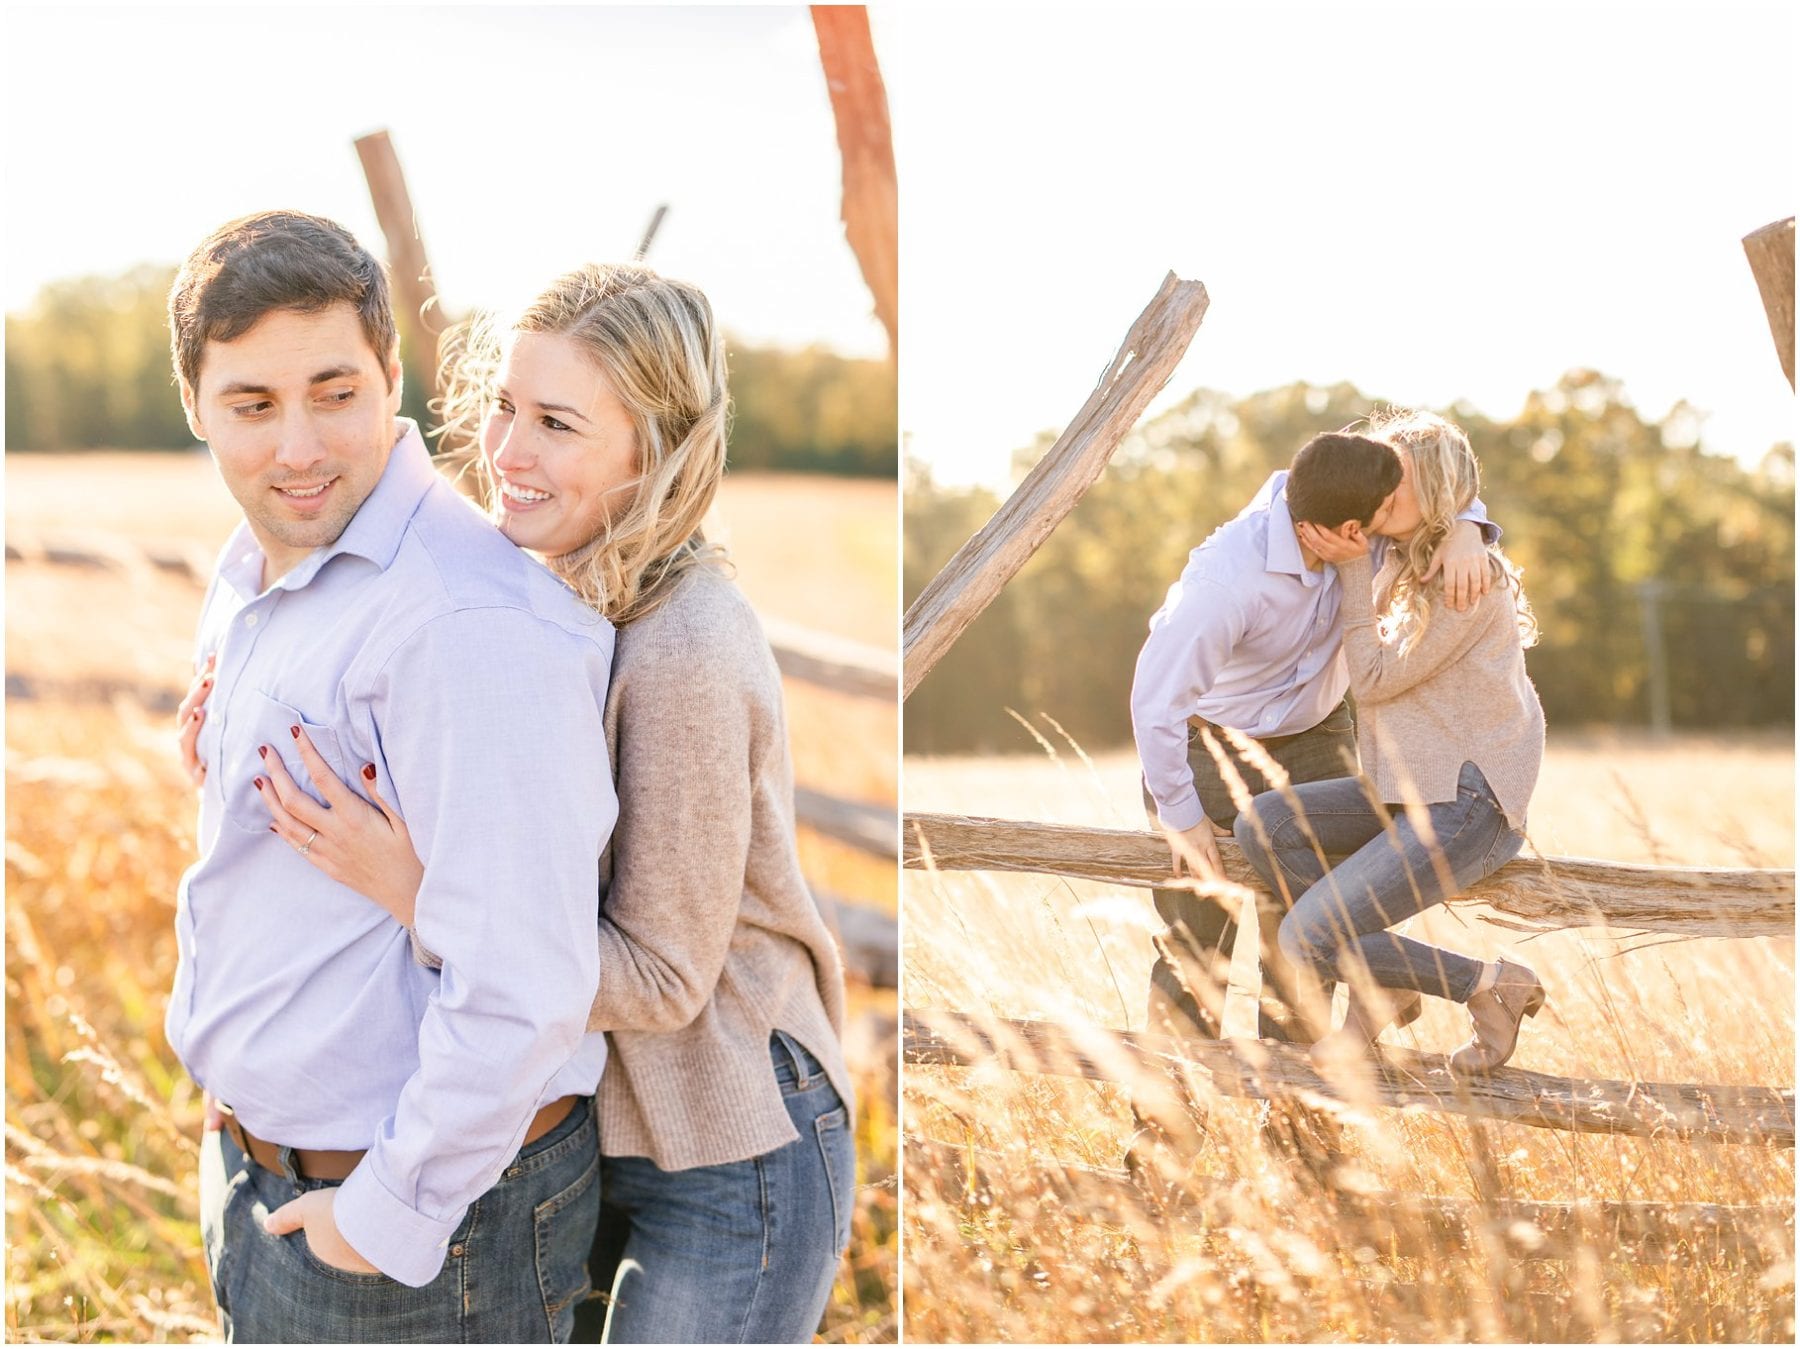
[222,691,352,836]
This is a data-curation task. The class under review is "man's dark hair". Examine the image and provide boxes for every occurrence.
[1286,432,1403,527]
[168,210,397,393]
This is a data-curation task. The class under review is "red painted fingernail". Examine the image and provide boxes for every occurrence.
[290,726,300,739]
[257,746,267,759]
[252,777,264,790]
[362,764,377,781]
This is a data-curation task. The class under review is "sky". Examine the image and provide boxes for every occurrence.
[5,4,1791,483]
[886,3,1796,484]
[3,5,887,357]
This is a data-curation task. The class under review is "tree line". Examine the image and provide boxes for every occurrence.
[905,374,1795,751]
[5,265,897,477]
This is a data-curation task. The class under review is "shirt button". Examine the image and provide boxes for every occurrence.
[244,613,258,628]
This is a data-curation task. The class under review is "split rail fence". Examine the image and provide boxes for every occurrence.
[900,272,1796,1265]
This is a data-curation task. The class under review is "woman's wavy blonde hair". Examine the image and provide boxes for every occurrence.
[1369,407,1538,654]
[435,263,730,625]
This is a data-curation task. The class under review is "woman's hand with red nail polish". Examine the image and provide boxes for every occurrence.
[174,652,217,788]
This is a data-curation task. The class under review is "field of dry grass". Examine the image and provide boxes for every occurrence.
[903,737,1795,1343]
[5,451,897,1343]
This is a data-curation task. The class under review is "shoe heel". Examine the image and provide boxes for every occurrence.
[1523,987,1546,1019]
[1395,996,1424,1030]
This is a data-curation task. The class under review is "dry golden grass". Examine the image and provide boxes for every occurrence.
[5,453,897,1343]
[903,738,1795,1343]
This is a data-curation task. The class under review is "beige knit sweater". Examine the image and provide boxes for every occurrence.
[587,564,851,1170]
[1338,551,1545,829]
[410,564,851,1170]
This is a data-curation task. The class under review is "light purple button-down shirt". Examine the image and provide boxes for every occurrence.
[167,420,617,1287]
[1131,470,1493,832]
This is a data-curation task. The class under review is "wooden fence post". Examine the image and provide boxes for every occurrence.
[902,273,1210,698]
[354,130,447,412]
[811,5,898,359]
[1743,217,1795,390]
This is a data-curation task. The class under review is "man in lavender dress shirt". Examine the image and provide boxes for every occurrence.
[166,211,614,1341]
[1130,433,1497,1051]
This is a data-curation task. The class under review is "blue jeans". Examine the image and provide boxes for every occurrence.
[200,1097,600,1343]
[579,1032,855,1344]
[1233,762,1525,1004]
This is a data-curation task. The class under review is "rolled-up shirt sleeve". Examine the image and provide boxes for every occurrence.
[1464,494,1498,544]
[333,606,616,1287]
[1130,576,1249,832]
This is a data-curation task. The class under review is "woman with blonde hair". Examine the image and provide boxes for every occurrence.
[183,263,855,1341]
[1232,410,1549,1073]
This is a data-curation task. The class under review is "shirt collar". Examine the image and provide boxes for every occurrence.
[271,419,438,592]
[1261,473,1335,591]
[1263,474,1308,577]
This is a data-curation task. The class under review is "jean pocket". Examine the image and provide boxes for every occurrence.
[1483,825,1526,873]
[291,1227,397,1287]
[772,1031,833,1098]
[275,1173,405,1288]
[814,1104,853,1257]
[533,1148,601,1340]
[1454,760,1497,804]
[511,1097,594,1172]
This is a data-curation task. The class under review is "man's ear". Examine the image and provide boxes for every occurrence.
[385,347,404,415]
[179,378,206,442]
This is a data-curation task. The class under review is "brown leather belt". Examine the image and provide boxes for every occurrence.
[222,1095,580,1182]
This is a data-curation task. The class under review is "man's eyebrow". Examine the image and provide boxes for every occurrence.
[215,366,363,397]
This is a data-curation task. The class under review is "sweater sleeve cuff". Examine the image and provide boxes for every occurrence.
[1337,554,1376,621]
[333,1162,463,1288]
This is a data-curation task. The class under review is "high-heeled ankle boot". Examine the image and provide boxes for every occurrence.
[1449,959,1546,1074]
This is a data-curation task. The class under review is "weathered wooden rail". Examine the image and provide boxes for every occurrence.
[906,1010,1795,1147]
[902,272,1209,697]
[905,812,1796,939]
[908,1138,1795,1263]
